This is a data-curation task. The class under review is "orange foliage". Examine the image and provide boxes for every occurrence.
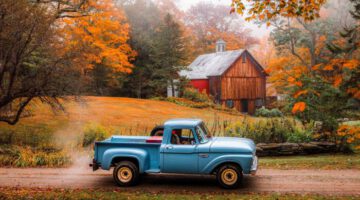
[293,90,308,98]
[347,87,360,99]
[343,59,360,70]
[292,102,306,114]
[61,0,136,73]
[333,75,343,87]
[312,63,322,70]
[337,125,360,149]
[268,49,359,100]
[323,65,334,71]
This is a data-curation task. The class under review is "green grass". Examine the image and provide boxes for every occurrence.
[0,188,358,200]
[260,154,360,170]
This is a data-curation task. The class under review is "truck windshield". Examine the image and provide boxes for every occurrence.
[195,123,210,144]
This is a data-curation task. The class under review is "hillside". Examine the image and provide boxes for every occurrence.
[1,97,242,136]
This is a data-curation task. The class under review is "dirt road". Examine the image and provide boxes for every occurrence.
[0,167,359,195]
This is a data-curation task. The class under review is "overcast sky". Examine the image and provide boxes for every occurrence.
[175,0,271,38]
[176,0,229,10]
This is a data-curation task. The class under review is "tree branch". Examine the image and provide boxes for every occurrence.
[0,97,33,125]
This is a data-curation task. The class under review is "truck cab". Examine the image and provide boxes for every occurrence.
[91,119,257,189]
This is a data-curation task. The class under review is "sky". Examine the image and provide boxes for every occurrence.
[175,0,271,38]
[176,0,229,10]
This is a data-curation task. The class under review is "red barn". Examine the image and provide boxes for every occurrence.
[180,39,268,114]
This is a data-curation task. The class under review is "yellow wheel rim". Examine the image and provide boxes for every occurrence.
[221,168,238,185]
[118,167,133,183]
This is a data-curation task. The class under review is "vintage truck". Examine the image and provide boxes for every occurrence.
[91,119,257,189]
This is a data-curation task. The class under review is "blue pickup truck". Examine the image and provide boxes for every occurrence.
[91,119,257,189]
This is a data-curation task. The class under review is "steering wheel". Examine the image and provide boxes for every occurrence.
[171,134,180,144]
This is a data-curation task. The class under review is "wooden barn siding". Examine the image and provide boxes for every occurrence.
[208,76,221,103]
[220,52,266,100]
[221,77,265,99]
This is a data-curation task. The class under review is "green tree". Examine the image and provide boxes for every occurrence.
[151,14,188,97]
[119,1,190,98]
[118,0,162,98]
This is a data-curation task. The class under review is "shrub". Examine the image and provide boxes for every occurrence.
[286,123,313,143]
[0,124,59,150]
[166,97,210,108]
[255,107,283,117]
[225,117,313,143]
[337,124,360,150]
[0,145,71,167]
[0,124,71,167]
[182,88,210,103]
[82,123,109,147]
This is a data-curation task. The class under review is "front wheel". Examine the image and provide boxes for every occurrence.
[113,161,140,187]
[216,164,242,189]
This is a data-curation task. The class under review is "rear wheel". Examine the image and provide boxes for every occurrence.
[216,164,242,189]
[113,161,139,187]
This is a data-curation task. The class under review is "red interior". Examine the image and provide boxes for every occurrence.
[146,136,163,143]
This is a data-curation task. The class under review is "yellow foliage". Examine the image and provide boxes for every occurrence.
[232,0,326,22]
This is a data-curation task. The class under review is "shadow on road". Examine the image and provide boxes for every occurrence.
[92,173,256,193]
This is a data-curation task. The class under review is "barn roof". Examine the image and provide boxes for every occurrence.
[180,50,244,79]
[180,49,266,79]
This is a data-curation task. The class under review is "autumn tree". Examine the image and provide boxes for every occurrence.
[62,0,136,95]
[29,0,90,18]
[185,2,258,55]
[0,0,135,124]
[266,1,359,136]
[0,0,84,124]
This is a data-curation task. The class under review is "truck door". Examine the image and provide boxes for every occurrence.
[161,128,198,174]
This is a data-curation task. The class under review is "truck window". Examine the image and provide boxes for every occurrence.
[195,124,209,144]
[170,129,195,145]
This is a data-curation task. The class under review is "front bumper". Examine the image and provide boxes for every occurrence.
[250,156,258,175]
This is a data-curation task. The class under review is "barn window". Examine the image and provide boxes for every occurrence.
[255,99,264,107]
[242,54,246,63]
[225,100,234,108]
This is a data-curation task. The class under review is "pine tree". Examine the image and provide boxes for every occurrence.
[327,0,359,56]
[151,13,188,96]
[118,0,162,98]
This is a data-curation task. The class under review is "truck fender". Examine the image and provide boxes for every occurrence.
[101,148,148,173]
[200,154,253,174]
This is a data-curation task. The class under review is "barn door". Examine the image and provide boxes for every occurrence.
[241,99,248,113]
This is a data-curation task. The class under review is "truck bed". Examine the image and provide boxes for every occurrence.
[95,136,161,172]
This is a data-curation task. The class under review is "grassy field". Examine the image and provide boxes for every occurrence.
[0,96,242,136]
[260,154,360,170]
[0,188,358,200]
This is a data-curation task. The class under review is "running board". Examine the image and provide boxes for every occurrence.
[145,169,161,173]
